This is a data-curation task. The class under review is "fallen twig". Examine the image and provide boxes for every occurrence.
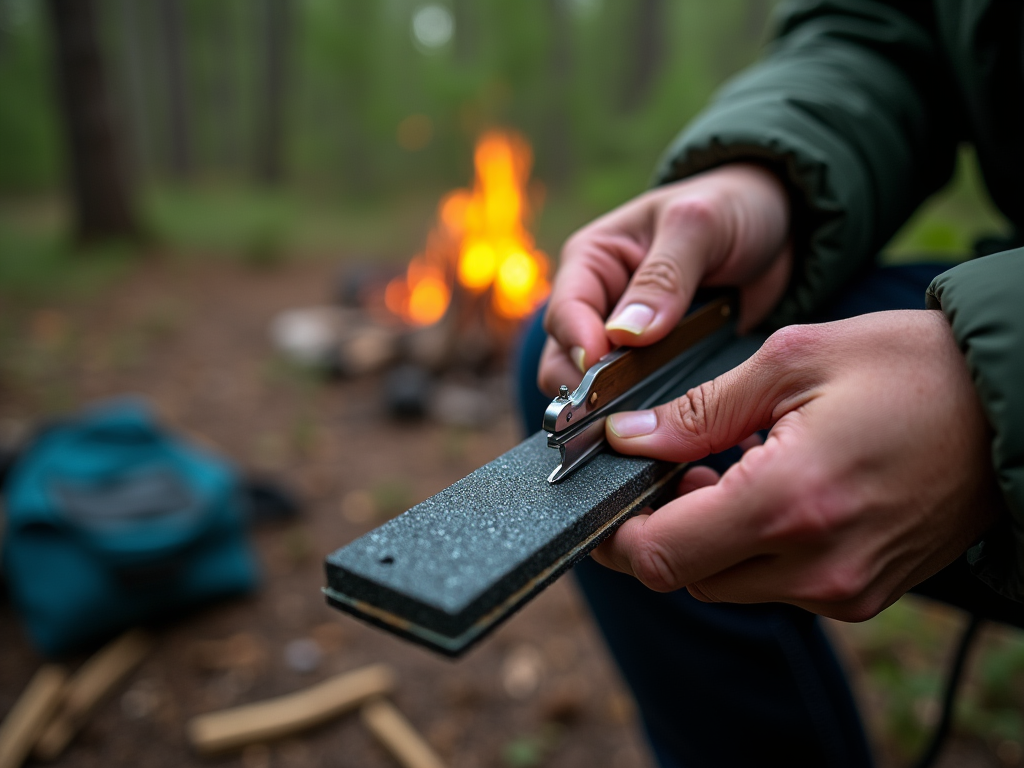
[187,663,396,753]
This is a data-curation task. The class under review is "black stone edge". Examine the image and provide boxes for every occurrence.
[322,460,687,657]
[322,449,669,639]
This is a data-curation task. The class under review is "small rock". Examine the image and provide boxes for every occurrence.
[270,306,349,368]
[502,644,545,700]
[340,489,375,523]
[383,364,434,420]
[284,638,322,673]
[336,325,400,377]
[121,679,162,720]
[429,381,491,429]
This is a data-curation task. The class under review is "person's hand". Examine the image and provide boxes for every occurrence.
[592,310,1002,621]
[538,163,792,396]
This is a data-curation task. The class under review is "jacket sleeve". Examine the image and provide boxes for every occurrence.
[655,0,961,325]
[927,252,1024,603]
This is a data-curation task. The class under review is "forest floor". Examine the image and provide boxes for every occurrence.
[0,253,1018,768]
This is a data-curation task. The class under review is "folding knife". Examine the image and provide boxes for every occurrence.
[543,293,738,483]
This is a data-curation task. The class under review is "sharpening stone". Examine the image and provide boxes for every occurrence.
[324,333,766,656]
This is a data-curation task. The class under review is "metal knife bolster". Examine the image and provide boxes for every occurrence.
[544,294,737,483]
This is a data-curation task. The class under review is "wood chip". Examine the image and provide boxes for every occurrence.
[361,697,446,768]
[188,663,396,754]
[34,629,152,761]
[0,665,67,768]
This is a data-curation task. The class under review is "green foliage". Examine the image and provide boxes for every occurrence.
[0,0,778,202]
[144,185,296,257]
[885,146,1010,263]
[842,597,1024,761]
[0,1,62,191]
[501,724,562,768]
[0,209,135,302]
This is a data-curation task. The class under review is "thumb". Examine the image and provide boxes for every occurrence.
[605,326,820,461]
[604,198,719,347]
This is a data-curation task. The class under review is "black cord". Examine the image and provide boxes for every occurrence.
[912,613,984,768]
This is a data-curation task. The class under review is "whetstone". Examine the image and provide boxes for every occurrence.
[324,334,765,656]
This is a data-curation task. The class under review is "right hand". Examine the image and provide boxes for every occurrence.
[538,162,793,396]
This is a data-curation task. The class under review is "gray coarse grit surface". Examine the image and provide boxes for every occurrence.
[325,333,765,654]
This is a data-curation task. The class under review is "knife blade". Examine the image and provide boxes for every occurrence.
[543,292,737,483]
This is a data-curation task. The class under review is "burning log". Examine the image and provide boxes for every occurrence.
[381,131,551,365]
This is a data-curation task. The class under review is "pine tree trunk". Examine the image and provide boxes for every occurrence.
[544,0,573,188]
[159,0,191,179]
[621,0,666,113]
[255,0,289,185]
[47,0,139,244]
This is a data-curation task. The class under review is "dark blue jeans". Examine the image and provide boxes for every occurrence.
[514,264,1024,768]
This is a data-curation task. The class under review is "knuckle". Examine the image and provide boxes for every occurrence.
[632,538,681,593]
[631,257,685,296]
[768,476,849,543]
[660,195,720,231]
[560,229,591,261]
[832,600,882,624]
[795,562,871,606]
[669,383,717,453]
[759,324,820,367]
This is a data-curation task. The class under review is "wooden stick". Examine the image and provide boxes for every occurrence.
[361,697,446,768]
[0,666,67,768]
[188,663,396,754]
[34,629,152,761]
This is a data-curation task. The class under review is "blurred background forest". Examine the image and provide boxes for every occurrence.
[2,2,1024,767]
[0,0,786,294]
[0,0,1008,300]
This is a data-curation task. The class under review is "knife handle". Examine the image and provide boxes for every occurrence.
[585,292,736,410]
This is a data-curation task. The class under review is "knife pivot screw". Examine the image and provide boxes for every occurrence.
[566,411,572,422]
[558,385,569,400]
[590,392,598,405]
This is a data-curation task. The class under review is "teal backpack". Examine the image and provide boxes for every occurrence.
[1,398,262,656]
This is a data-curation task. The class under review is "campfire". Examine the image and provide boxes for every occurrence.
[270,130,552,426]
[383,130,551,333]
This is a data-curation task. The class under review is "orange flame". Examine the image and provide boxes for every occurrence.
[385,130,550,326]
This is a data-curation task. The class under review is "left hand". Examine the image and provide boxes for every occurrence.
[592,310,1002,621]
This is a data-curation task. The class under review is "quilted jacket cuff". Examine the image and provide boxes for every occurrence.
[926,250,1024,602]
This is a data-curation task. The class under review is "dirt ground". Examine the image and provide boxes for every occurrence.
[0,257,656,768]
[0,256,1006,768]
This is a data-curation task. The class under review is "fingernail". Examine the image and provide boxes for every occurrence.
[606,303,656,335]
[608,410,657,438]
[570,346,587,373]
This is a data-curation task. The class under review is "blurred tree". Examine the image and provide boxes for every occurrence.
[211,1,239,172]
[621,0,666,113]
[544,0,573,188]
[255,0,290,184]
[3,0,783,210]
[46,0,139,242]
[115,0,149,182]
[159,0,191,179]
[453,0,477,65]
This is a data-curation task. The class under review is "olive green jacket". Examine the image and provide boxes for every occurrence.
[655,0,1024,601]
